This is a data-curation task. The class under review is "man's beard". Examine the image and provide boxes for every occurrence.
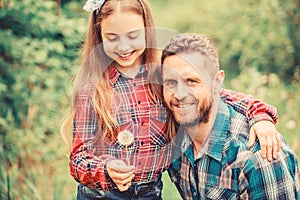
[181,100,212,127]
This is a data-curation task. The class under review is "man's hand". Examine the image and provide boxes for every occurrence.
[248,120,282,162]
[106,159,135,192]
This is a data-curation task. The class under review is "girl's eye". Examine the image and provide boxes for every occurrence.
[128,34,139,40]
[107,36,118,42]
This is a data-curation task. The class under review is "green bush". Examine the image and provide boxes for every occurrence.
[0,0,85,198]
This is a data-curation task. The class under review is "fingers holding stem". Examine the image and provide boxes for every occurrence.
[126,145,130,166]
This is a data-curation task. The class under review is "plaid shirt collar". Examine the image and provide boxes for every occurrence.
[179,100,230,163]
[109,65,147,85]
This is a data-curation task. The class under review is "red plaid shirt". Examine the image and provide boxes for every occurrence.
[70,65,278,191]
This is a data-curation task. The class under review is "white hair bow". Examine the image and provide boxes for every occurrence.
[83,0,105,12]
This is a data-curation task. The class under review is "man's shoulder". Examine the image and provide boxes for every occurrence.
[225,104,299,168]
[224,131,299,174]
[221,104,260,165]
[223,103,251,145]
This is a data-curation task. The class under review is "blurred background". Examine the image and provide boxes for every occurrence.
[0,0,299,199]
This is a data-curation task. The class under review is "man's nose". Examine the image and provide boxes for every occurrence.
[174,83,189,100]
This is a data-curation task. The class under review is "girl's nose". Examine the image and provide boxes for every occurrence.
[117,38,130,52]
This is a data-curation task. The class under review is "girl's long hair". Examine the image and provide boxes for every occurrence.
[60,0,160,152]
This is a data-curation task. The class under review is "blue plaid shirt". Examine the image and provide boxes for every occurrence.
[168,100,300,200]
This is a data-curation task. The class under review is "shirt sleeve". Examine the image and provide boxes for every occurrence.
[220,88,278,127]
[239,145,300,199]
[69,82,117,191]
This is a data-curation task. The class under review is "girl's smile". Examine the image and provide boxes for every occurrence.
[117,51,134,59]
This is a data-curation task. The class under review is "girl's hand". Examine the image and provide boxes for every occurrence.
[106,159,135,192]
[248,120,282,162]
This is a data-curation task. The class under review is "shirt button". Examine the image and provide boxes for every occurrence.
[137,100,141,104]
[141,141,144,146]
[141,122,144,126]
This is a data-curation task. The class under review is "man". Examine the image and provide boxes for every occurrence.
[161,33,300,199]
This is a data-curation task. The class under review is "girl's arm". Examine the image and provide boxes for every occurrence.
[70,82,117,191]
[220,88,281,161]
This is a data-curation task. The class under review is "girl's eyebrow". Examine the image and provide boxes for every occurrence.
[104,29,142,36]
[127,29,143,34]
[103,32,118,36]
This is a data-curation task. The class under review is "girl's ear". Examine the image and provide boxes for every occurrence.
[213,70,224,93]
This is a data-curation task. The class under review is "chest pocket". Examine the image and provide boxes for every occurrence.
[111,108,134,135]
[149,104,168,146]
[205,185,238,200]
[108,111,135,150]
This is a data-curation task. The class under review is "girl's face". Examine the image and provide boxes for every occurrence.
[101,11,146,74]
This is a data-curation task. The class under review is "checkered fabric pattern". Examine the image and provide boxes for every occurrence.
[168,100,299,200]
[70,65,279,191]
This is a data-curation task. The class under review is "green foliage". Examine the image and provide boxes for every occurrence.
[150,0,300,83]
[227,68,300,156]
[0,0,85,198]
[0,0,299,199]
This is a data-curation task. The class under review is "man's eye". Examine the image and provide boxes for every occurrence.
[164,80,177,88]
[186,79,197,86]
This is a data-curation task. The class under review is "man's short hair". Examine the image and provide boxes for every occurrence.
[161,33,220,72]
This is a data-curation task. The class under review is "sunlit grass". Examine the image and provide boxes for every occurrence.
[162,171,181,199]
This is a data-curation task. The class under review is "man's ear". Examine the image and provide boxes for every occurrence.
[213,70,224,92]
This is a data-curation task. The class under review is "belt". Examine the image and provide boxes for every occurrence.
[81,175,161,198]
[80,185,106,199]
[132,177,160,195]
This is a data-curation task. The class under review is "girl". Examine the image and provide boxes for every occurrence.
[61,0,280,199]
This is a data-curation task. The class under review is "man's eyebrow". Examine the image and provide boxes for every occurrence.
[163,78,174,81]
[185,76,202,80]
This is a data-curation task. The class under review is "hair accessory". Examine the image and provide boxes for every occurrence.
[83,0,105,12]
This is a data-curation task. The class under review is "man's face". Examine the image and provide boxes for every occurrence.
[162,53,214,126]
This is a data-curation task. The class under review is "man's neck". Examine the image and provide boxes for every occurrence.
[185,124,211,157]
[185,99,219,157]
